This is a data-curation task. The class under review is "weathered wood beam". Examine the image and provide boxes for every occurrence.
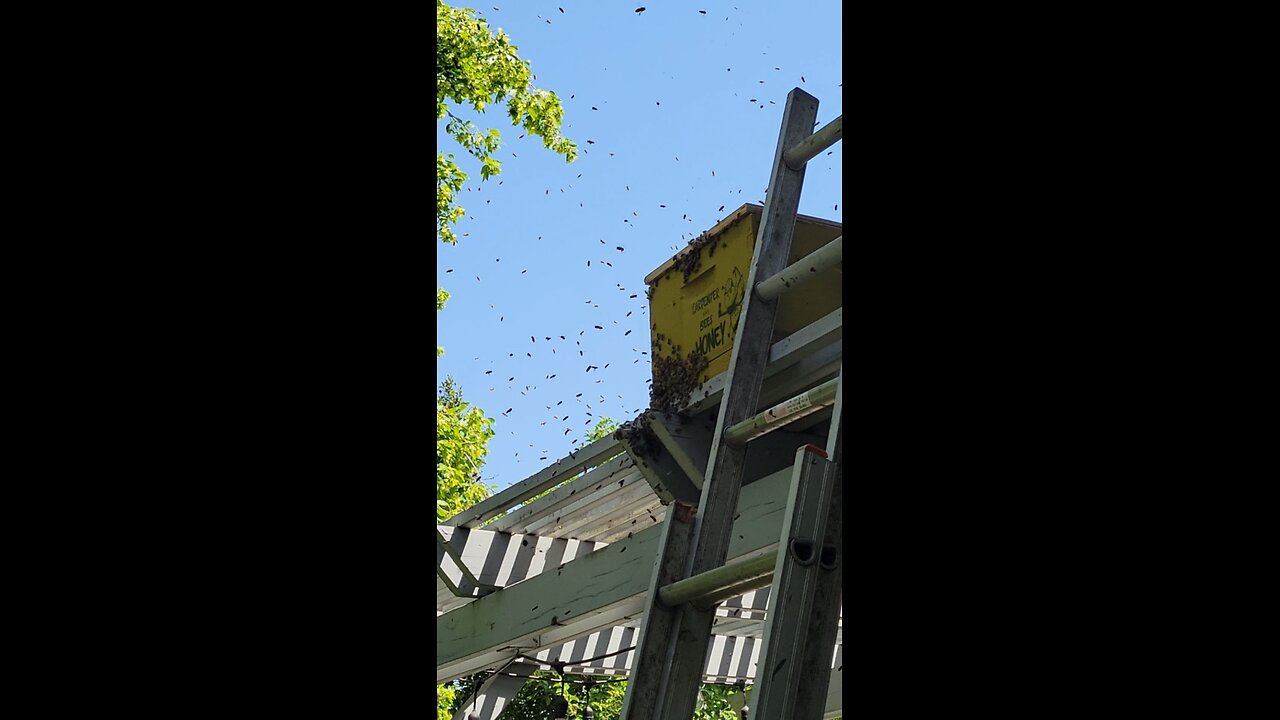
[525,479,654,539]
[436,464,795,683]
[436,527,496,598]
[485,454,635,535]
[450,659,536,720]
[589,498,668,545]
[618,413,706,504]
[446,433,625,528]
[438,597,646,684]
[436,525,607,606]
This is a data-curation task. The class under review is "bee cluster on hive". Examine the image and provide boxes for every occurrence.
[675,230,721,282]
[650,341,710,414]
[645,226,734,413]
[613,412,660,458]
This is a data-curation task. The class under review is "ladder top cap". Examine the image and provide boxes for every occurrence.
[801,444,829,458]
[786,87,820,103]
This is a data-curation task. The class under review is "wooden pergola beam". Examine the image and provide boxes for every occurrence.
[436,525,609,613]
[436,463,796,683]
[446,433,626,528]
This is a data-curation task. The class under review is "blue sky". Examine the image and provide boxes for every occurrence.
[438,1,842,492]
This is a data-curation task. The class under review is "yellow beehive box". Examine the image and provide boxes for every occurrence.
[645,203,841,412]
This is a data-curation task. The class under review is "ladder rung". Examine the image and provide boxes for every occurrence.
[658,552,774,608]
[723,376,839,445]
[783,115,843,169]
[755,235,842,301]
[619,87,828,720]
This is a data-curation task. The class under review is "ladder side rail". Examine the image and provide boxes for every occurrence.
[617,502,699,719]
[750,445,839,717]
[652,87,823,720]
[793,420,844,719]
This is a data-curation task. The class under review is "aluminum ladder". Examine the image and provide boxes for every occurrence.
[620,87,844,719]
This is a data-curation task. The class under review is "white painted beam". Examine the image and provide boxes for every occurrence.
[523,472,653,539]
[823,645,843,719]
[486,455,635,535]
[591,503,669,545]
[436,525,608,613]
[685,308,841,414]
[436,464,795,683]
[437,597,646,684]
[450,660,536,720]
[447,433,626,528]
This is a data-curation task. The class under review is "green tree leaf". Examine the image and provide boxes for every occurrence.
[437,377,496,522]
[436,1,575,358]
[436,0,576,247]
[436,682,456,720]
